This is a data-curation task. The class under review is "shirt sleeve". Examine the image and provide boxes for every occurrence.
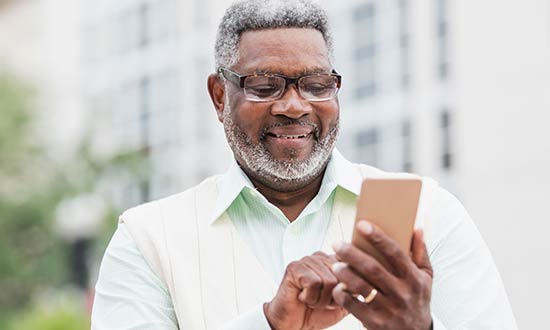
[218,304,272,330]
[432,315,448,330]
[91,223,273,330]
[426,188,518,330]
[91,223,178,329]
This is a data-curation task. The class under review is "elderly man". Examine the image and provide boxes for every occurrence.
[92,1,517,329]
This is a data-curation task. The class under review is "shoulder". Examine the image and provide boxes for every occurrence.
[332,151,432,194]
[114,174,222,283]
[349,159,469,251]
[353,161,441,195]
[120,174,222,226]
[423,185,476,241]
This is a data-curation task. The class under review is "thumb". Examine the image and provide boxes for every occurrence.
[411,229,433,278]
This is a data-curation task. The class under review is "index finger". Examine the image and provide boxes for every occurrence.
[356,220,414,277]
[313,251,338,269]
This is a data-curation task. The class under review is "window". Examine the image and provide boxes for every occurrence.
[139,179,151,203]
[355,128,380,166]
[115,7,141,53]
[138,2,150,47]
[112,82,141,150]
[147,0,178,42]
[138,74,182,149]
[440,110,452,169]
[110,76,153,151]
[110,72,180,202]
[398,0,410,87]
[402,120,413,171]
[149,72,180,147]
[115,0,178,53]
[436,0,449,79]
[150,171,180,200]
[138,77,151,151]
[353,2,377,98]
[193,0,209,27]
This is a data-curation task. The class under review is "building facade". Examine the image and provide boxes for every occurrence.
[79,1,550,326]
[324,2,550,329]
[2,0,549,328]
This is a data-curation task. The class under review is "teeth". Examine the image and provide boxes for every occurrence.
[274,134,308,139]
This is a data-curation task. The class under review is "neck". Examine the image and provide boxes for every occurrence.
[245,168,326,222]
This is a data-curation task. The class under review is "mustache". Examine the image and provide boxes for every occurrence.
[260,119,320,140]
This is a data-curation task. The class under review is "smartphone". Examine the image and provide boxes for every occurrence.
[352,178,422,271]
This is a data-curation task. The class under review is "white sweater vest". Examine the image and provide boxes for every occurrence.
[121,167,438,329]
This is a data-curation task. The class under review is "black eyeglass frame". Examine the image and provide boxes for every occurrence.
[217,67,342,102]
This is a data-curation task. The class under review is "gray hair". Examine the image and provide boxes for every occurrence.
[214,0,334,70]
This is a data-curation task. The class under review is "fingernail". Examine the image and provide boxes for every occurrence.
[332,241,344,252]
[335,282,347,292]
[331,262,346,273]
[357,220,373,235]
[332,284,346,306]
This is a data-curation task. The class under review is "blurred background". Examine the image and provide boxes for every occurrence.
[0,0,548,328]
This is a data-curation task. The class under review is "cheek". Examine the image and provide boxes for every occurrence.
[228,101,268,141]
[317,103,339,134]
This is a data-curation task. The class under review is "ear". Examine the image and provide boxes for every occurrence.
[207,73,226,123]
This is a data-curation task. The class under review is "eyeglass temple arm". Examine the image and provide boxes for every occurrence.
[218,68,243,87]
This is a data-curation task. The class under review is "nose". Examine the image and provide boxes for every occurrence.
[270,85,313,119]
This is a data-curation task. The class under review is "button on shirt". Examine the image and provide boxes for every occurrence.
[92,150,518,329]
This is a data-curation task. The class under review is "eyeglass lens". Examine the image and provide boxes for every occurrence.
[244,75,338,101]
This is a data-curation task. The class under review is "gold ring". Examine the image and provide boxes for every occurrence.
[357,288,378,304]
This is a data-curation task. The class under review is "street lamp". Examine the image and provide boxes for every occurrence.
[55,194,106,289]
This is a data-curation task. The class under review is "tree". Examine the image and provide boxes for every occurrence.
[0,71,148,327]
[0,73,69,322]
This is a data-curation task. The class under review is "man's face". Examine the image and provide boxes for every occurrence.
[219,28,339,191]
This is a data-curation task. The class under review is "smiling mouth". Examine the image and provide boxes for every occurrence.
[266,132,312,139]
[261,122,319,141]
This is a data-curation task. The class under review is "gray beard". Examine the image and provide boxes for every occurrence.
[222,105,339,192]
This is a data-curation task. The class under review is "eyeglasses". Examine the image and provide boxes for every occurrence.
[218,67,342,102]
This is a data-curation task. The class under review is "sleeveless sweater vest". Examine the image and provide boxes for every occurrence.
[121,166,438,329]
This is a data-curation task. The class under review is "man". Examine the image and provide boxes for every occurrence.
[91,1,518,329]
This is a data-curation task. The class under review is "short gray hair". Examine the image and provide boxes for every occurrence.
[214,0,333,70]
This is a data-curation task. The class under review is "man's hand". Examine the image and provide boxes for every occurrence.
[331,221,433,330]
[264,251,348,330]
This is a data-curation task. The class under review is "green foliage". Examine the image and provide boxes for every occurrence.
[0,72,32,156]
[0,73,41,199]
[7,293,89,330]
[0,73,67,314]
[0,195,68,309]
[0,71,149,328]
[9,309,87,330]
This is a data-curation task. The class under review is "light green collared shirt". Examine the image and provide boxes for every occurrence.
[92,149,518,330]
[212,149,351,284]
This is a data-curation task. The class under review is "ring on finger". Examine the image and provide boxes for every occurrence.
[356,288,378,304]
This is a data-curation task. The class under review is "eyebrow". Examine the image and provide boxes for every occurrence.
[253,67,331,76]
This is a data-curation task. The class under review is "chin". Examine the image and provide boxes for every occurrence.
[249,164,326,192]
[224,112,340,191]
[269,149,313,163]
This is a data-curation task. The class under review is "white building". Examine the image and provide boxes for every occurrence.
[80,0,237,207]
[0,0,83,160]
[323,1,550,329]
[2,0,548,328]
[74,0,550,327]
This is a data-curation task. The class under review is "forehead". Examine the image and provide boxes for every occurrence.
[234,28,331,75]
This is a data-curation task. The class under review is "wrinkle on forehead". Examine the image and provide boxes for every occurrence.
[252,67,331,76]
[234,28,331,75]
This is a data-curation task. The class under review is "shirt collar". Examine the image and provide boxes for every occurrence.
[210,156,254,224]
[210,148,364,224]
[329,148,363,196]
